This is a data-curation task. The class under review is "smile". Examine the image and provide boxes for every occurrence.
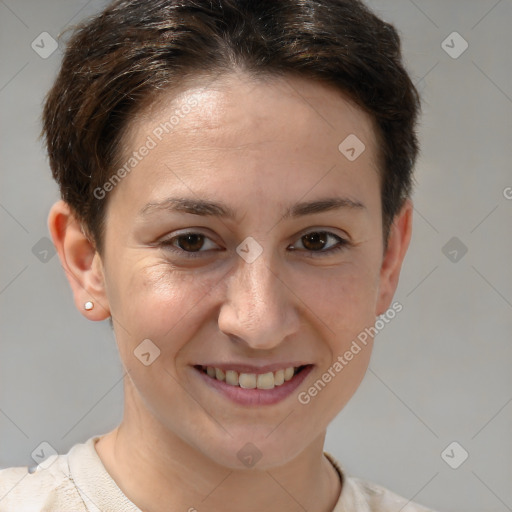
[196,365,306,389]
[192,364,314,406]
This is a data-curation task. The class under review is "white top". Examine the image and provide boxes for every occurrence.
[0,435,437,511]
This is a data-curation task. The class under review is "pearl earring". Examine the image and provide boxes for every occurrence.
[84,301,94,311]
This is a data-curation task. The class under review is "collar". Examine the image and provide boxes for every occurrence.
[69,436,369,512]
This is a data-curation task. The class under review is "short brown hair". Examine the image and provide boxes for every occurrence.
[42,0,421,255]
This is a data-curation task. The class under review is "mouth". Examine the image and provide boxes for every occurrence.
[191,364,314,406]
[194,364,309,390]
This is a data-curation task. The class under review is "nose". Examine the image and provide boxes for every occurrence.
[217,252,300,351]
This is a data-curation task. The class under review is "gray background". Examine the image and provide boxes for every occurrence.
[1,1,511,511]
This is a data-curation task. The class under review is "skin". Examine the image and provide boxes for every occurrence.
[48,71,412,512]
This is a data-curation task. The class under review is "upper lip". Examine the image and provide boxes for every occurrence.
[194,363,312,374]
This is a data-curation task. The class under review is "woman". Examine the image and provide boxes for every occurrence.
[0,0,436,510]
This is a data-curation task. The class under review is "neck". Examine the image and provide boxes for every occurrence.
[95,384,342,512]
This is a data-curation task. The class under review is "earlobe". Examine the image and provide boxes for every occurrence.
[375,199,413,317]
[47,200,111,321]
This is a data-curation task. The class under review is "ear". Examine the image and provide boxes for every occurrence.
[48,200,111,321]
[375,199,413,316]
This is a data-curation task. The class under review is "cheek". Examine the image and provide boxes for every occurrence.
[294,265,377,417]
[107,258,223,353]
[296,259,380,336]
[302,341,372,428]
[106,246,381,359]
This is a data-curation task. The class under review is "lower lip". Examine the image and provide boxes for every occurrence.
[192,365,314,406]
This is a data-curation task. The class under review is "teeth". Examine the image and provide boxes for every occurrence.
[274,369,285,386]
[202,365,301,389]
[284,367,295,381]
[225,370,239,386]
[239,373,257,389]
[257,372,275,389]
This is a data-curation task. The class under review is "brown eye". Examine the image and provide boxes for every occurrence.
[301,232,329,251]
[290,231,348,257]
[160,232,220,258]
[175,233,205,252]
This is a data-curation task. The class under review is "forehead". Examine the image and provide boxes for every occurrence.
[107,71,382,227]
[122,71,379,164]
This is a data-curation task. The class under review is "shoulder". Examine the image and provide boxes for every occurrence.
[0,453,86,511]
[324,452,439,512]
[346,476,438,512]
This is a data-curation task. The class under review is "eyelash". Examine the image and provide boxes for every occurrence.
[159,230,350,259]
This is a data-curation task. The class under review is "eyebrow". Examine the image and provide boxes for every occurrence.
[139,196,365,220]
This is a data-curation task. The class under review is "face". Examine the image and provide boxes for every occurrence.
[93,71,403,469]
